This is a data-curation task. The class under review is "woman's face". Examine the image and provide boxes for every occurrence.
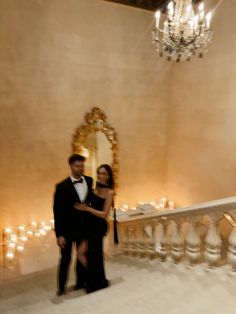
[97,167,109,184]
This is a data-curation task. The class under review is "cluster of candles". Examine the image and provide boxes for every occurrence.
[3,219,54,261]
[120,197,175,211]
[155,2,212,31]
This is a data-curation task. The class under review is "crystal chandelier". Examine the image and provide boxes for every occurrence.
[152,0,213,62]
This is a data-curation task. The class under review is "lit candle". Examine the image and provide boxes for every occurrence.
[149,200,156,206]
[186,4,192,19]
[16,243,24,252]
[40,221,46,227]
[49,218,54,226]
[10,234,17,243]
[39,229,46,236]
[26,229,34,237]
[205,12,212,29]
[155,10,161,28]
[168,201,174,210]
[20,235,28,242]
[44,225,52,231]
[6,251,14,260]
[18,224,26,232]
[193,15,199,31]
[167,2,174,20]
[198,2,204,12]
[31,220,37,232]
[8,242,16,249]
[198,2,204,20]
[4,226,13,234]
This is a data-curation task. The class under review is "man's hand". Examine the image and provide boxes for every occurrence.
[74,203,89,211]
[57,236,66,249]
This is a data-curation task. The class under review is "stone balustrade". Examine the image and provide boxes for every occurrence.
[116,197,236,270]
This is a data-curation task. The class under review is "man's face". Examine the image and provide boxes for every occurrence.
[70,160,84,178]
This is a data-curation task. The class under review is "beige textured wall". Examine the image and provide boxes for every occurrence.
[0,0,169,233]
[165,0,236,205]
[1,0,235,237]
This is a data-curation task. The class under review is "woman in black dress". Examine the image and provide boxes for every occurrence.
[74,164,115,293]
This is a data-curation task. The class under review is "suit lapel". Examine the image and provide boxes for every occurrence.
[65,177,82,203]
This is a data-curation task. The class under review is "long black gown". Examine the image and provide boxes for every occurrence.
[86,192,109,293]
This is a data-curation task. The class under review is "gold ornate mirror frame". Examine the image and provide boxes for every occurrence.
[72,107,119,188]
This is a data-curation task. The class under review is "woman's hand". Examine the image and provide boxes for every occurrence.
[74,203,89,211]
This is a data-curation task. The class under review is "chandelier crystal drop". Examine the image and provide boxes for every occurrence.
[152,0,213,62]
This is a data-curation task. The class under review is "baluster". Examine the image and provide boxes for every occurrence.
[145,222,155,258]
[157,218,169,261]
[204,216,222,268]
[170,219,184,263]
[136,223,146,256]
[121,225,129,254]
[226,213,236,271]
[127,226,133,254]
[129,225,136,255]
[186,218,201,265]
[227,224,236,271]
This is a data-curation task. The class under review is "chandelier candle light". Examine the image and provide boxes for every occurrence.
[152,0,213,61]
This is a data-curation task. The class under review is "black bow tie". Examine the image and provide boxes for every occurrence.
[73,178,83,184]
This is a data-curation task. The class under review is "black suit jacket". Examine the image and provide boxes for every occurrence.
[53,176,93,238]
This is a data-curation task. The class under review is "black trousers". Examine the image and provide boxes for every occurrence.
[58,238,87,293]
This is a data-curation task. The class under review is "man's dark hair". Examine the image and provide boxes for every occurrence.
[68,154,85,165]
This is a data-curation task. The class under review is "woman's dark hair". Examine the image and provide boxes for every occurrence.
[68,154,85,165]
[97,164,115,189]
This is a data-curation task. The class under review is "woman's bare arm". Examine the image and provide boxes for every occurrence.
[74,190,114,219]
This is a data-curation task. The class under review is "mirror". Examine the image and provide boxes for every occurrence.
[72,107,119,188]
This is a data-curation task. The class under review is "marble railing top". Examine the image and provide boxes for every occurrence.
[117,196,236,223]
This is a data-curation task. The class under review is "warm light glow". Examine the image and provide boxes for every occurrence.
[16,244,24,252]
[39,229,46,236]
[3,218,54,263]
[138,201,145,205]
[198,2,204,12]
[4,226,13,234]
[9,234,17,243]
[155,10,160,28]
[20,235,28,242]
[6,251,14,260]
[168,201,175,210]
[149,200,157,206]
[31,220,37,227]
[18,224,26,232]
[26,230,34,237]
[8,242,16,249]
[205,12,212,28]
[152,0,214,61]
[49,219,55,229]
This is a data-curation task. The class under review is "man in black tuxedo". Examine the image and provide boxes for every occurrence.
[53,154,93,296]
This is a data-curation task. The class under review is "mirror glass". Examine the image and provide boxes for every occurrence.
[82,132,112,180]
[72,107,119,188]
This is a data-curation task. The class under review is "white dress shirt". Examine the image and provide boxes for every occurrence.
[70,175,88,202]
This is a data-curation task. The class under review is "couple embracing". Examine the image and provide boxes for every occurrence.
[53,154,114,295]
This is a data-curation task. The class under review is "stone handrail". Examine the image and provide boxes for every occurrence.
[117,196,236,224]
